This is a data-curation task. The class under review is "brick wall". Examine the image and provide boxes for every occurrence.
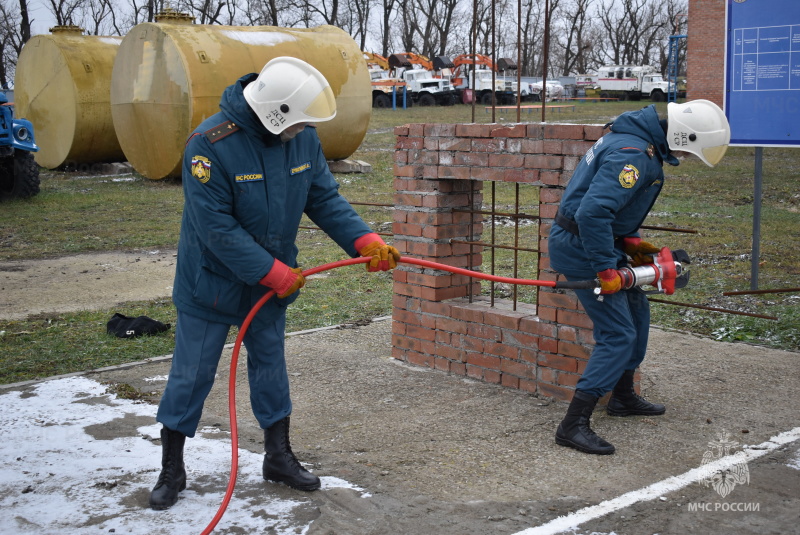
[391,122,609,401]
[687,0,725,105]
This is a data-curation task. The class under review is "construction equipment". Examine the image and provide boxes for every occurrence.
[363,52,410,108]
[593,65,670,102]
[451,54,518,105]
[387,53,457,106]
[0,91,40,200]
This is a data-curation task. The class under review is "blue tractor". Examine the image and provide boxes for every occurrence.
[0,91,39,200]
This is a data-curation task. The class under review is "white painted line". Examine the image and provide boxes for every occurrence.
[513,427,800,535]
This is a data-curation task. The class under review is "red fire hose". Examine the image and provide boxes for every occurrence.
[199,256,595,534]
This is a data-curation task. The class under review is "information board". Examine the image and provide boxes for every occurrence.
[725,0,800,146]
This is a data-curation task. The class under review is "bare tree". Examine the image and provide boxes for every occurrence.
[553,0,594,76]
[376,0,396,57]
[339,0,373,50]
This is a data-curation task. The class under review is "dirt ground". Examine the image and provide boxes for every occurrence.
[0,249,177,321]
[1,250,799,534]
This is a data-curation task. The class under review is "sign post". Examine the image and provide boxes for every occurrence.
[725,0,800,289]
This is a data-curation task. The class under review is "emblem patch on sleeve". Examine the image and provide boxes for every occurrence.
[191,156,211,183]
[618,164,639,188]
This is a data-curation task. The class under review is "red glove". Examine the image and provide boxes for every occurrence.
[597,268,623,295]
[622,237,660,267]
[355,233,400,272]
[259,260,305,298]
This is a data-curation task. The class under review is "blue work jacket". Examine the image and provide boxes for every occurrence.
[549,105,679,278]
[172,73,373,328]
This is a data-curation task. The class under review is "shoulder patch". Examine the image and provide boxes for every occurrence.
[191,155,211,183]
[618,164,639,189]
[204,121,239,143]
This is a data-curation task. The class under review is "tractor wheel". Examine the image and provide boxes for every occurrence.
[0,150,40,200]
[373,93,392,108]
[418,93,436,107]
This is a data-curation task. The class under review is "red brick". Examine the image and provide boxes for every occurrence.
[425,124,456,136]
[520,317,556,338]
[502,330,539,348]
[438,166,472,180]
[557,309,594,329]
[438,138,472,151]
[538,291,580,310]
[407,351,433,368]
[557,372,580,387]
[467,323,502,341]
[434,357,451,372]
[407,124,425,136]
[455,123,493,137]
[397,137,424,150]
[450,361,467,375]
[538,353,578,372]
[488,153,525,168]
[537,382,573,401]
[484,341,519,360]
[501,374,520,389]
[558,341,592,359]
[500,358,535,379]
[519,378,537,394]
[538,367,557,384]
[524,155,564,170]
[483,369,502,384]
[471,138,506,153]
[490,124,528,138]
[544,123,584,140]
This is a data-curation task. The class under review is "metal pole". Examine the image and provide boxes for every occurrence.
[541,0,550,123]
[751,147,763,290]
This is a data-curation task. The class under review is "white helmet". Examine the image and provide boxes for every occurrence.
[243,56,337,135]
[667,99,730,167]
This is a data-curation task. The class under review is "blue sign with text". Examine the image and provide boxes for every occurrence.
[725,0,800,146]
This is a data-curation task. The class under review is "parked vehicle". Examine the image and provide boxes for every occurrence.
[0,91,40,200]
[526,80,565,102]
[593,65,669,101]
[387,53,457,106]
[363,52,411,108]
[450,54,518,105]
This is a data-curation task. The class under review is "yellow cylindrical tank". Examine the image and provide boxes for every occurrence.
[14,26,124,169]
[110,18,371,180]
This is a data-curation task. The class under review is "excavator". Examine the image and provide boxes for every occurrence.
[451,54,518,105]
[362,51,411,108]
[385,52,457,106]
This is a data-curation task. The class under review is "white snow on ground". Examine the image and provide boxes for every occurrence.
[0,376,367,534]
[788,450,800,471]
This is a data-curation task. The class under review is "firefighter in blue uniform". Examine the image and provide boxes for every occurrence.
[149,57,400,509]
[548,101,730,455]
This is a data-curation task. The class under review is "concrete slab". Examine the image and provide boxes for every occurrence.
[1,318,798,534]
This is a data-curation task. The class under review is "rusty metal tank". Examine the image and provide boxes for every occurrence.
[14,26,124,169]
[110,15,371,179]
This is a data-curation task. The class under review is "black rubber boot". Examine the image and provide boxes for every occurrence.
[263,416,321,491]
[149,426,187,510]
[555,390,615,455]
[606,369,666,416]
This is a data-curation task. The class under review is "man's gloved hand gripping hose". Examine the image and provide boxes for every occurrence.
[199,255,595,534]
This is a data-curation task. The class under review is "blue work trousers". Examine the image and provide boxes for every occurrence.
[156,310,291,437]
[570,285,651,398]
